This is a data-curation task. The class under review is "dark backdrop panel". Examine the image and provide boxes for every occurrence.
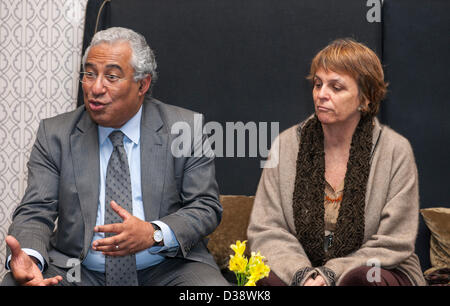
[79,0,381,196]
[382,0,450,270]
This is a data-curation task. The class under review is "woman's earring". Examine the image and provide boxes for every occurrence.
[358,105,363,112]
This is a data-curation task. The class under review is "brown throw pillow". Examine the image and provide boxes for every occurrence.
[207,195,255,270]
[420,207,450,274]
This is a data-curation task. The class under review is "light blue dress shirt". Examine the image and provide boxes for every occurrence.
[82,105,179,272]
[8,106,179,273]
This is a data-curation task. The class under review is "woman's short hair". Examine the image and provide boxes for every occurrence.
[307,38,388,117]
[82,27,158,94]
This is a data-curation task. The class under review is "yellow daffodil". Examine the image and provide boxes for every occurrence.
[249,262,270,281]
[248,251,270,279]
[248,251,264,267]
[230,240,247,257]
[229,254,248,274]
[228,240,270,286]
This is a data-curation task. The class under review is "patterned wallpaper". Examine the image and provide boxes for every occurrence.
[0,0,88,279]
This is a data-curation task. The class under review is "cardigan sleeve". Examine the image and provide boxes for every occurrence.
[322,134,421,285]
[247,132,313,286]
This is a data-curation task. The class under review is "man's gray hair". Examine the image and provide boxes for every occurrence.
[82,27,158,93]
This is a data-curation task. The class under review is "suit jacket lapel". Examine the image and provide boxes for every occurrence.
[140,99,168,221]
[70,110,100,255]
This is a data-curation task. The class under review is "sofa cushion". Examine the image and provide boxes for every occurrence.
[207,195,254,270]
[420,207,450,275]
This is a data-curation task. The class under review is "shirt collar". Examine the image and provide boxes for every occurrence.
[98,105,142,146]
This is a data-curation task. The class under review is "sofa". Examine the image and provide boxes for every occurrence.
[209,195,450,286]
[80,0,450,275]
[1,0,448,285]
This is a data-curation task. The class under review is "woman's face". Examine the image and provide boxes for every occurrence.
[312,68,366,126]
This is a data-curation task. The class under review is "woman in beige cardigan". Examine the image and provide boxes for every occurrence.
[247,38,426,286]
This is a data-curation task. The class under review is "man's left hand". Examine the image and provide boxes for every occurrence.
[92,200,155,256]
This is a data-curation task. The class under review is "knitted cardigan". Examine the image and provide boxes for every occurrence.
[247,116,426,286]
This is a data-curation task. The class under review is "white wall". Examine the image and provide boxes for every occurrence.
[0,0,88,279]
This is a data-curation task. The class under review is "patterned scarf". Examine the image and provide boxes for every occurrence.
[292,114,373,267]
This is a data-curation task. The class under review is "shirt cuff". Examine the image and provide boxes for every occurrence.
[6,248,45,272]
[149,221,179,254]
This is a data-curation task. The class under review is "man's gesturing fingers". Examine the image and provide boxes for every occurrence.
[6,235,23,259]
[94,222,123,235]
[5,235,34,283]
[92,234,125,251]
[94,201,131,234]
[110,200,131,220]
[6,235,63,286]
[92,200,154,257]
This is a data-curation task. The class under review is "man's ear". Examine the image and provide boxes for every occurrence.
[138,74,152,96]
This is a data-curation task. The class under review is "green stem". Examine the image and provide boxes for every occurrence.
[236,272,247,286]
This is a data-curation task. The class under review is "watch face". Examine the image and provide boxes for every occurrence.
[154,230,163,243]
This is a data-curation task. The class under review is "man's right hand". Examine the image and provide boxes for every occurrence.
[5,235,62,286]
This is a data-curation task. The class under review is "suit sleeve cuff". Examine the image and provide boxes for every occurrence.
[290,267,317,286]
[148,221,179,255]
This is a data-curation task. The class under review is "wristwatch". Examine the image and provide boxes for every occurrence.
[152,223,164,245]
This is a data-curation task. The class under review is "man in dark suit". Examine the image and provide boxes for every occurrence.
[2,27,228,286]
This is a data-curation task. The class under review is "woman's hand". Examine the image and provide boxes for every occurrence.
[304,274,327,286]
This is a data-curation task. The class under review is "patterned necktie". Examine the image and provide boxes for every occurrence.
[104,130,138,286]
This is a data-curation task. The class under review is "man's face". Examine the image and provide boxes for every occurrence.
[82,42,149,128]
